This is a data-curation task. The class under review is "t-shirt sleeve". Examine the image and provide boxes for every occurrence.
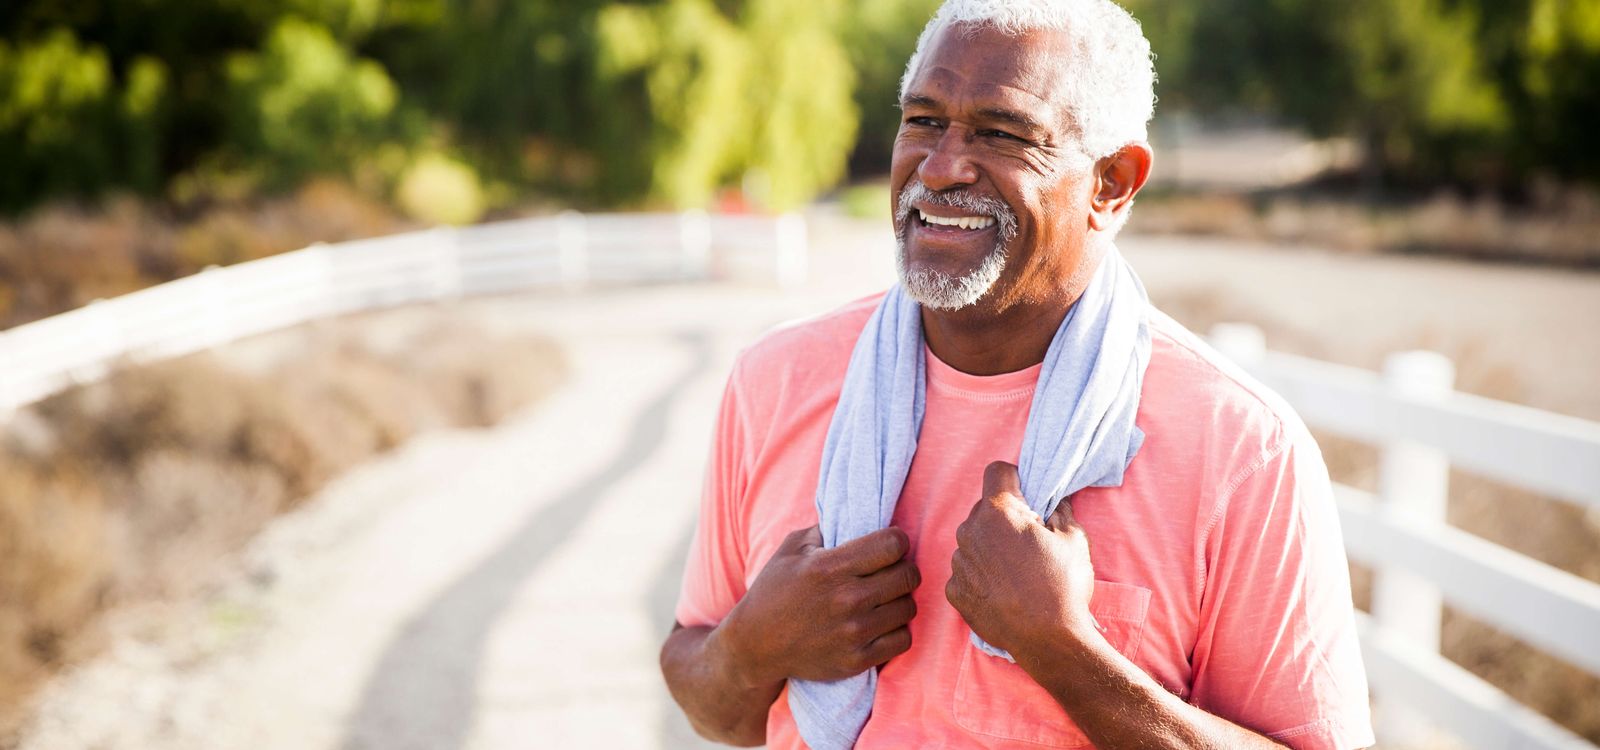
[1189,427,1376,750]
[674,362,752,628]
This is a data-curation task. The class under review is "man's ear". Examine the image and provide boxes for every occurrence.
[1087,142,1154,233]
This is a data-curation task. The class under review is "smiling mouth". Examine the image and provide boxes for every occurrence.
[916,210,996,231]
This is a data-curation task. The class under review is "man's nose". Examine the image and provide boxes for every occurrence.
[917,127,979,191]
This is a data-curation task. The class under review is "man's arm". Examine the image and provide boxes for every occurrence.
[661,526,921,745]
[1018,626,1286,749]
[946,462,1286,750]
[661,623,784,746]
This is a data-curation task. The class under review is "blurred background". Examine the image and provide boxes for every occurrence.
[0,0,1597,748]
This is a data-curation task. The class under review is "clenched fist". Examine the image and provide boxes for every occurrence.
[718,525,922,687]
[946,460,1097,660]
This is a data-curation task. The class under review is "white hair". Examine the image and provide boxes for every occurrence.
[900,0,1156,165]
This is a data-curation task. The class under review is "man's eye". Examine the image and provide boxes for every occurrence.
[981,129,1025,143]
[905,116,941,128]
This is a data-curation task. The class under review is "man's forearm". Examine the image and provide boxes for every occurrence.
[1018,630,1287,750]
[660,623,782,746]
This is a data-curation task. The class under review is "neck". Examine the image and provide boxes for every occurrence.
[919,243,1109,376]
[921,298,1070,376]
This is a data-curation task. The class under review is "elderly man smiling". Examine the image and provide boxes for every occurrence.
[660,1,1374,748]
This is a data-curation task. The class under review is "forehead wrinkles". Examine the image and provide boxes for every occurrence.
[907,24,1077,138]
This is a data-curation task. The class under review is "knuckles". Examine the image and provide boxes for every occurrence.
[829,587,863,615]
[954,521,974,549]
[796,553,833,582]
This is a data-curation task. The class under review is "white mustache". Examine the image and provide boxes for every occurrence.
[894,181,1018,241]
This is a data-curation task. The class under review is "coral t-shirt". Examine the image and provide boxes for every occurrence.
[676,292,1374,749]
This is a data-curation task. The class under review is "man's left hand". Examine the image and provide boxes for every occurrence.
[945,460,1099,659]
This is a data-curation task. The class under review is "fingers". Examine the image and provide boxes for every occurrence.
[1046,496,1078,533]
[780,524,824,554]
[860,595,917,640]
[860,625,913,667]
[827,526,910,576]
[982,460,1023,502]
[858,558,921,605]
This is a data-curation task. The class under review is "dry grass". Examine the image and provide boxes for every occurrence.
[0,181,412,330]
[1131,189,1600,268]
[1154,289,1600,743]
[0,320,564,736]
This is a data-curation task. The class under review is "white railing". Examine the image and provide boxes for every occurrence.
[1211,323,1600,750]
[0,210,807,414]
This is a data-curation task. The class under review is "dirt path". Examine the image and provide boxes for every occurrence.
[13,213,1598,749]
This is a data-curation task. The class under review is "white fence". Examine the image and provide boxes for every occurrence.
[1211,324,1600,750]
[0,210,806,414]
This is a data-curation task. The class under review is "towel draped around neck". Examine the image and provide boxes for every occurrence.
[787,247,1153,750]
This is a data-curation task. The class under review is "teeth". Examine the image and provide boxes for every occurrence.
[918,210,994,230]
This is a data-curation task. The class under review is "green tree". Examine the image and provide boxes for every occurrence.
[837,0,940,174]
[595,0,858,208]
[1513,0,1600,183]
[221,16,401,189]
[1132,0,1513,187]
[0,28,168,211]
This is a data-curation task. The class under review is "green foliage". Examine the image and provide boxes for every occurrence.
[1127,0,1599,187]
[221,17,400,189]
[744,0,858,209]
[1337,0,1509,181]
[0,28,168,211]
[1514,0,1600,182]
[592,0,857,208]
[836,0,940,173]
[3,0,1598,215]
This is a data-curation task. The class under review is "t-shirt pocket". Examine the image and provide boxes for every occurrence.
[952,580,1153,748]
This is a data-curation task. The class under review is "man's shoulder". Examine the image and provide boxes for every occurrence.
[730,291,885,394]
[1141,307,1313,463]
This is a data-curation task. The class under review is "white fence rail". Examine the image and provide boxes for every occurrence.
[0,211,806,414]
[1211,323,1600,750]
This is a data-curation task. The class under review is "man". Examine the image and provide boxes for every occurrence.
[661,1,1374,748]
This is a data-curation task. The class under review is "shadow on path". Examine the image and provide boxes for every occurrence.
[340,332,713,750]
[648,519,728,749]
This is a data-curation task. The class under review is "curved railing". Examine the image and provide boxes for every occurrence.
[0,210,806,414]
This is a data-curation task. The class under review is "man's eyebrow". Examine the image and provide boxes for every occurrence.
[897,95,1049,136]
[975,107,1047,135]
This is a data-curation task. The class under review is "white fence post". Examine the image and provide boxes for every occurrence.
[558,210,588,290]
[678,209,711,280]
[1372,349,1456,747]
[431,226,463,301]
[201,264,236,351]
[79,298,123,385]
[775,212,808,289]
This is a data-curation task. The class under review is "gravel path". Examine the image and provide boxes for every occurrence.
[13,213,1598,749]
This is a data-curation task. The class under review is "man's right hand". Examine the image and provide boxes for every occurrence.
[718,525,921,687]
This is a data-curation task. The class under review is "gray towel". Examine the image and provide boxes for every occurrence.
[789,247,1152,749]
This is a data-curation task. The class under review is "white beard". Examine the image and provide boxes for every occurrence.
[891,179,1016,311]
[896,242,1008,311]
